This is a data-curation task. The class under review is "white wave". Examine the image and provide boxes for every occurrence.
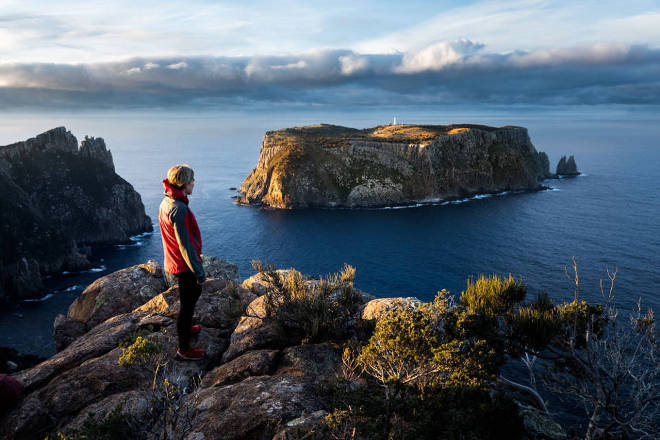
[130,231,154,241]
[349,188,532,210]
[61,271,70,275]
[450,198,470,204]
[86,265,107,273]
[380,203,425,210]
[64,285,80,292]
[116,239,146,249]
[23,293,54,303]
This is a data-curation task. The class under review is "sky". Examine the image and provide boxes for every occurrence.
[1,0,659,108]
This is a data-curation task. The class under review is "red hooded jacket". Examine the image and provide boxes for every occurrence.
[158,179,205,280]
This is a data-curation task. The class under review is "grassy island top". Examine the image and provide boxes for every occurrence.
[265,123,524,148]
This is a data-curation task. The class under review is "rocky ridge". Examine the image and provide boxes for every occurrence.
[0,127,152,300]
[0,258,563,440]
[238,123,553,209]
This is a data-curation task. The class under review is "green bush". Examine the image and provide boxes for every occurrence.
[460,273,526,315]
[118,336,160,368]
[251,261,361,343]
[318,277,525,439]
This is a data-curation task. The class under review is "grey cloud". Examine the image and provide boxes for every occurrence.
[0,41,659,107]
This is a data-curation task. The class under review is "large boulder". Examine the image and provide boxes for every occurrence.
[19,312,147,392]
[361,297,422,321]
[53,261,167,351]
[220,295,304,363]
[179,375,323,440]
[2,312,226,440]
[201,349,280,388]
[201,255,240,283]
[272,410,328,440]
[274,343,341,382]
[240,269,295,296]
[136,278,256,338]
[221,315,284,364]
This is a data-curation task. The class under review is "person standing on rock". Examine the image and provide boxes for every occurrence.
[159,164,207,361]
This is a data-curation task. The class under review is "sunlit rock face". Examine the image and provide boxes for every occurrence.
[237,123,549,209]
[0,127,152,300]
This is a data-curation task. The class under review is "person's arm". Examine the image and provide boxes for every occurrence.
[171,204,206,283]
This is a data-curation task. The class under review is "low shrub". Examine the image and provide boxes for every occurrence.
[251,261,362,343]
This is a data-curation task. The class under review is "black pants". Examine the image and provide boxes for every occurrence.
[173,271,202,352]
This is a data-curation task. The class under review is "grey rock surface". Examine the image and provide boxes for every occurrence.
[361,297,423,321]
[53,261,167,352]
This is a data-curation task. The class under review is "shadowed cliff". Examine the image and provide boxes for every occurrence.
[0,127,152,301]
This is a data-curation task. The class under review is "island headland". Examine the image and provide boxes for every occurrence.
[0,127,152,301]
[238,123,563,209]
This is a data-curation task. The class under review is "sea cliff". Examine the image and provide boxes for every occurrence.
[238,123,551,208]
[0,127,152,300]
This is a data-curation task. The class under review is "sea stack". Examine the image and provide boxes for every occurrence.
[238,123,550,209]
[0,127,153,300]
[556,155,579,176]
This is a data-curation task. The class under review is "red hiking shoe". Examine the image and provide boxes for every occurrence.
[176,347,206,361]
[190,324,201,335]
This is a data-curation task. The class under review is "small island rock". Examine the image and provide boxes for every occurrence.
[556,155,579,176]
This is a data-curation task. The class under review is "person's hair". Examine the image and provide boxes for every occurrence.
[167,164,195,187]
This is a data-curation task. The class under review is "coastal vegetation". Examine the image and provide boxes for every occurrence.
[3,257,656,440]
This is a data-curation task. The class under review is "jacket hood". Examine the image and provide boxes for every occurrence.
[162,178,189,204]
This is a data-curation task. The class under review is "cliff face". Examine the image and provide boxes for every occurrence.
[238,124,549,208]
[0,127,152,300]
[556,155,579,176]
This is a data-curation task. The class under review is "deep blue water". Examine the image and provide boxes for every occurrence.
[1,107,659,357]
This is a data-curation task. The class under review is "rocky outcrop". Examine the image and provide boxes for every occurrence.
[361,296,422,321]
[0,127,152,301]
[53,261,168,352]
[1,266,244,439]
[537,151,553,179]
[53,257,244,352]
[238,123,551,208]
[0,262,365,439]
[556,155,579,176]
[0,260,567,440]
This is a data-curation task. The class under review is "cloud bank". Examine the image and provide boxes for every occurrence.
[1,40,659,108]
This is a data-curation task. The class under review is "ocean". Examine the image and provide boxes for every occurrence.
[1,106,659,357]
